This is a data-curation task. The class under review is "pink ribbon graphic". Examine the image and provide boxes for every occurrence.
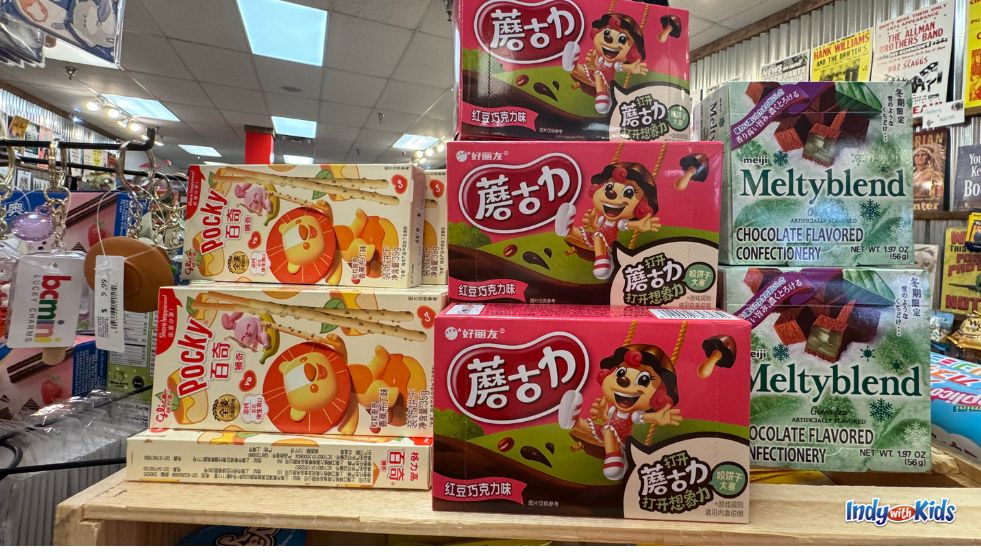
[433,473,527,504]
[450,277,529,302]
[461,101,538,130]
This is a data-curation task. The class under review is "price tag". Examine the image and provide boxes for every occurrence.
[922,100,965,129]
[94,255,125,352]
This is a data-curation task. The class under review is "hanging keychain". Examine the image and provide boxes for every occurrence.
[0,137,21,345]
[83,142,174,314]
[5,140,87,364]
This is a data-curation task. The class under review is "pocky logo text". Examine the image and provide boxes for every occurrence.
[174,317,216,398]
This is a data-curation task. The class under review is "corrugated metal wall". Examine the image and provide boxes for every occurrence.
[692,0,976,306]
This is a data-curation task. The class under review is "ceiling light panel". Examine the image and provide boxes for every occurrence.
[179,145,222,157]
[103,94,180,121]
[237,0,328,66]
[271,116,317,138]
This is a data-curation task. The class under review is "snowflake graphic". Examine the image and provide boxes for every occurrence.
[889,359,905,375]
[868,398,895,423]
[772,343,790,362]
[860,347,875,361]
[773,150,790,167]
[889,219,913,246]
[860,199,883,221]
[902,421,931,446]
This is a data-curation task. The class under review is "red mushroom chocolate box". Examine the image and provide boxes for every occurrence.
[456,0,691,141]
[448,141,721,307]
[433,304,751,522]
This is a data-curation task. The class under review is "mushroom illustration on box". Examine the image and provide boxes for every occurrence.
[151,283,446,436]
[448,141,722,307]
[182,164,425,287]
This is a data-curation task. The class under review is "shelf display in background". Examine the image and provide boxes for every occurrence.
[810,29,873,82]
[433,304,751,522]
[951,144,981,210]
[447,141,721,307]
[455,0,692,141]
[721,266,932,472]
[700,81,914,267]
[914,243,939,306]
[929,353,981,461]
[966,0,981,111]
[940,227,981,315]
[760,52,810,81]
[870,2,953,116]
[912,128,948,211]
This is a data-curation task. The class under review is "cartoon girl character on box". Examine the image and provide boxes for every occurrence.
[558,344,682,480]
[561,13,649,115]
[554,162,660,281]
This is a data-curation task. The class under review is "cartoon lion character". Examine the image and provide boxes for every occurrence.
[279,350,343,422]
[555,162,660,280]
[277,214,328,274]
[558,343,682,480]
[561,13,649,114]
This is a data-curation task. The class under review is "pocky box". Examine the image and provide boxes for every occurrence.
[700,82,914,266]
[182,164,425,288]
[448,141,721,307]
[720,267,931,472]
[456,0,691,141]
[127,429,433,490]
[151,283,447,437]
[433,304,751,523]
[423,169,448,285]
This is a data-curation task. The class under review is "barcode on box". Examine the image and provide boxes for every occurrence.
[109,283,119,331]
[649,309,737,320]
[446,304,485,316]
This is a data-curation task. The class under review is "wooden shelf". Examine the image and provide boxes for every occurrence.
[55,449,981,546]
[915,211,972,221]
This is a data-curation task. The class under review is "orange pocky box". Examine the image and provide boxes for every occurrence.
[182,164,425,288]
[424,169,448,285]
[127,428,433,489]
[151,283,446,437]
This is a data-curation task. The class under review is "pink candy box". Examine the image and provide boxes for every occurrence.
[433,304,750,522]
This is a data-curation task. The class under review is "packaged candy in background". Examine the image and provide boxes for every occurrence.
[929,353,981,461]
[152,283,446,437]
[455,0,691,141]
[433,304,750,523]
[931,311,955,355]
[127,429,432,490]
[448,141,721,307]
[3,0,124,64]
[701,82,914,266]
[720,267,932,472]
[423,169,447,285]
[182,164,424,288]
[946,311,981,363]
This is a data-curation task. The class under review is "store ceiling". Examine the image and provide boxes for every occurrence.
[0,0,799,169]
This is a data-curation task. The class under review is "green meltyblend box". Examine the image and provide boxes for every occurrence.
[721,266,931,472]
[700,82,913,266]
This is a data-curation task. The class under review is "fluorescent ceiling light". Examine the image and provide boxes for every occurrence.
[271,116,317,138]
[45,40,118,69]
[393,134,439,151]
[283,154,314,164]
[203,161,225,165]
[179,145,222,157]
[103,94,180,121]
[237,0,327,66]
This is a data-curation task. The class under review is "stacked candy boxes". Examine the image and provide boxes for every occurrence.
[432,304,751,522]
[456,0,692,142]
[447,141,721,308]
[181,163,425,288]
[137,283,446,489]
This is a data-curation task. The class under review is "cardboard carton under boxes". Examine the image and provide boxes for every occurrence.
[700,82,913,266]
[720,267,931,472]
[127,429,432,489]
[181,164,425,287]
[152,283,446,437]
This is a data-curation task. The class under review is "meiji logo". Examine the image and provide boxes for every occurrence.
[474,0,585,64]
[31,274,72,344]
[459,153,581,234]
[844,499,956,526]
